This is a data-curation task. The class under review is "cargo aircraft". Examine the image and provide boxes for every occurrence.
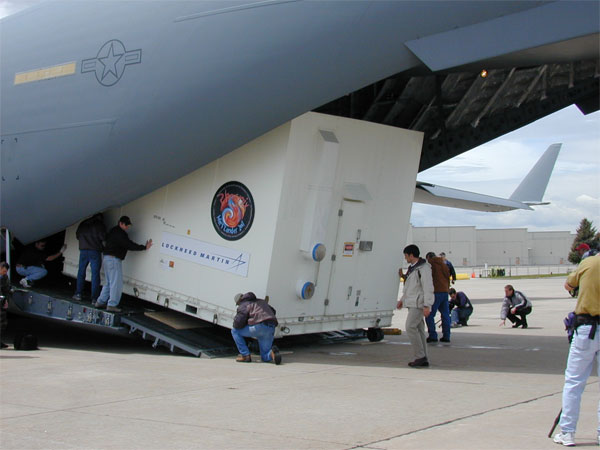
[1,1,598,244]
[0,1,598,345]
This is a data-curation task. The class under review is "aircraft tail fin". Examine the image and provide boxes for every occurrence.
[509,143,561,204]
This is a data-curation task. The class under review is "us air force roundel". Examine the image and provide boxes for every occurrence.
[211,181,255,241]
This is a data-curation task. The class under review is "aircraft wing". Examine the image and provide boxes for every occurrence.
[413,143,561,212]
[414,182,532,212]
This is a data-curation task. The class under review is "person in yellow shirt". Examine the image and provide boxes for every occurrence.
[553,255,600,446]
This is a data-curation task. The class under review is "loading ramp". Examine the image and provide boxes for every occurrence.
[10,286,236,358]
[8,285,380,357]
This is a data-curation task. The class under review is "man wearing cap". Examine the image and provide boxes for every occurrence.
[231,292,281,364]
[553,253,600,446]
[94,216,152,312]
[576,243,594,261]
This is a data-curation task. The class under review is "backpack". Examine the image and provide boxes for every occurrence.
[13,332,38,350]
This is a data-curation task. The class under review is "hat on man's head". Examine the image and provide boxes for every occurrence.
[119,216,132,226]
[234,292,256,304]
[576,243,590,252]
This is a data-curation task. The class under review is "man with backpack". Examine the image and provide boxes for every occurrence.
[499,284,532,329]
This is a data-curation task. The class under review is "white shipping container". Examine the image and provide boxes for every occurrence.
[63,112,423,336]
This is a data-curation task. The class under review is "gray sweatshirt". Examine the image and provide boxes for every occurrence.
[500,291,532,320]
[400,259,435,309]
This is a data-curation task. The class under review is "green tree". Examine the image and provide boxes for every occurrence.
[568,218,599,264]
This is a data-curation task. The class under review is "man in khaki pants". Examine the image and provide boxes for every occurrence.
[397,244,434,367]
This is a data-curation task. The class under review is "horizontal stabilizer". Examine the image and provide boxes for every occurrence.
[509,143,561,203]
[414,182,532,212]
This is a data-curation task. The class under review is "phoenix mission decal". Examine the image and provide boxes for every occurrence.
[211,181,254,241]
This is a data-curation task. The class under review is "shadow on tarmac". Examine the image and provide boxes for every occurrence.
[1,312,572,377]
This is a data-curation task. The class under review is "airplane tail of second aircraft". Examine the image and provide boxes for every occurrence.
[508,143,562,205]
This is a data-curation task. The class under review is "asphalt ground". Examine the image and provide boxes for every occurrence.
[1,276,598,449]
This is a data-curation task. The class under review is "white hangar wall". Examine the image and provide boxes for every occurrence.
[408,225,573,266]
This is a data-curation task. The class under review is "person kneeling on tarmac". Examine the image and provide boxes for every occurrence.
[499,284,532,329]
[231,292,281,365]
[449,288,473,327]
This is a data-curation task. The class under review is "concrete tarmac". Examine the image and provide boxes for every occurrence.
[1,277,598,449]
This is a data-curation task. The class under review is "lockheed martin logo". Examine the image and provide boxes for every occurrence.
[82,40,142,86]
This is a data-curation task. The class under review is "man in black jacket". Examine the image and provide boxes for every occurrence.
[16,240,66,288]
[94,216,152,312]
[231,292,281,364]
[73,213,106,302]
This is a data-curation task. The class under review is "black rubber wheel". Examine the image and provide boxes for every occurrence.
[367,327,384,342]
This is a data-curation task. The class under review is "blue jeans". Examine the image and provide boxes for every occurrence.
[16,265,47,281]
[231,322,275,362]
[426,292,451,340]
[559,324,600,434]
[451,307,473,325]
[75,250,102,300]
[96,255,123,307]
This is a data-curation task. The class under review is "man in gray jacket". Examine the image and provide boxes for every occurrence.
[397,244,435,367]
[499,284,532,329]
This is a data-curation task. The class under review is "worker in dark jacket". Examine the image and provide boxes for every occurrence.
[231,292,281,364]
[94,216,152,312]
[16,240,66,288]
[439,252,457,284]
[449,288,473,326]
[73,213,106,302]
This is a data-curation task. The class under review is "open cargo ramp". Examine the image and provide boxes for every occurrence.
[10,287,236,358]
[120,313,235,358]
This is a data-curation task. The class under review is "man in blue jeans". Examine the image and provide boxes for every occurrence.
[16,240,66,288]
[94,216,152,313]
[425,252,451,343]
[231,292,281,364]
[73,213,106,302]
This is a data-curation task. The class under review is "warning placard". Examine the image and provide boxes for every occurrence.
[343,242,355,257]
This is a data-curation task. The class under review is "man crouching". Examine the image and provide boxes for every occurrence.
[231,292,282,365]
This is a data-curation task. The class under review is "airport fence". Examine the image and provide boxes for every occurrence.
[455,265,576,279]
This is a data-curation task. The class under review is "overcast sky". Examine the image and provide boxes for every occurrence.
[410,105,600,234]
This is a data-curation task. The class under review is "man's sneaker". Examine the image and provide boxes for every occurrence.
[93,302,106,309]
[408,357,429,368]
[440,337,451,343]
[270,345,282,365]
[106,306,122,313]
[236,354,252,363]
[19,278,31,288]
[553,432,575,446]
[426,337,438,343]
[72,294,82,301]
